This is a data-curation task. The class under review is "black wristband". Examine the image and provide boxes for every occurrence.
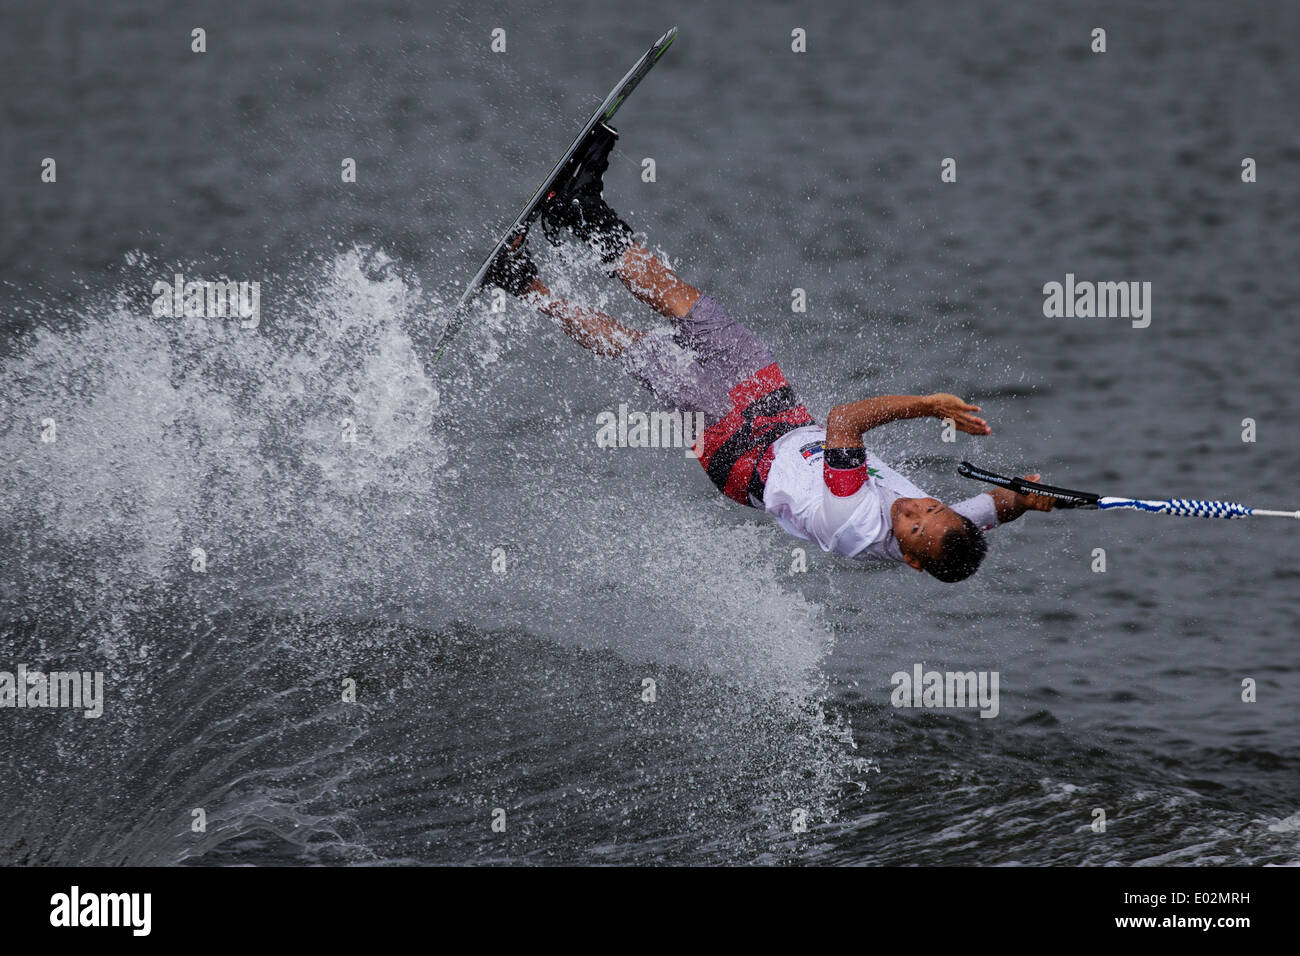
[825,447,866,469]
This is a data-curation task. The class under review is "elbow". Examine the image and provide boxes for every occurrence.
[826,404,851,432]
[825,404,859,447]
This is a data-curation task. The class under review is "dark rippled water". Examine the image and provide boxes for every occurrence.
[2,0,1299,865]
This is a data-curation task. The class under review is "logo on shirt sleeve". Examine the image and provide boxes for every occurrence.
[804,440,881,476]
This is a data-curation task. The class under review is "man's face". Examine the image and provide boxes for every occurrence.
[890,497,965,567]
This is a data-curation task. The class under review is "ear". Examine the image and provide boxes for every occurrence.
[903,553,925,572]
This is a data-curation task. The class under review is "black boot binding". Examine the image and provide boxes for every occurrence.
[540,122,634,268]
[482,229,539,297]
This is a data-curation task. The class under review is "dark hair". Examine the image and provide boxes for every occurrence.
[922,516,988,583]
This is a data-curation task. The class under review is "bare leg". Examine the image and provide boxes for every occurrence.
[522,277,643,359]
[611,243,702,319]
[495,230,641,358]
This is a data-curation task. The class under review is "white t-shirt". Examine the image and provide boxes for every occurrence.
[759,425,999,563]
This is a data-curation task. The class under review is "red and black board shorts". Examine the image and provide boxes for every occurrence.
[620,293,815,506]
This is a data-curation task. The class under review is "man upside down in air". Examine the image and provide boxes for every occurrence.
[482,123,1054,582]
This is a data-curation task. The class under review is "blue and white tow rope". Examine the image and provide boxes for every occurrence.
[1097,497,1284,519]
[958,462,1300,521]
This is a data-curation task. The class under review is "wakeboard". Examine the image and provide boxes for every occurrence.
[430,25,678,367]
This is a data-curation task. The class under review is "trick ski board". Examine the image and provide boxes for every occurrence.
[429,25,678,367]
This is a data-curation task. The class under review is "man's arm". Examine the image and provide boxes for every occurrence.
[952,474,1056,530]
[988,474,1056,523]
[818,393,987,507]
[825,393,990,449]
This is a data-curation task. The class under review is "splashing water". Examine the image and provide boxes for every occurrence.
[0,246,864,864]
